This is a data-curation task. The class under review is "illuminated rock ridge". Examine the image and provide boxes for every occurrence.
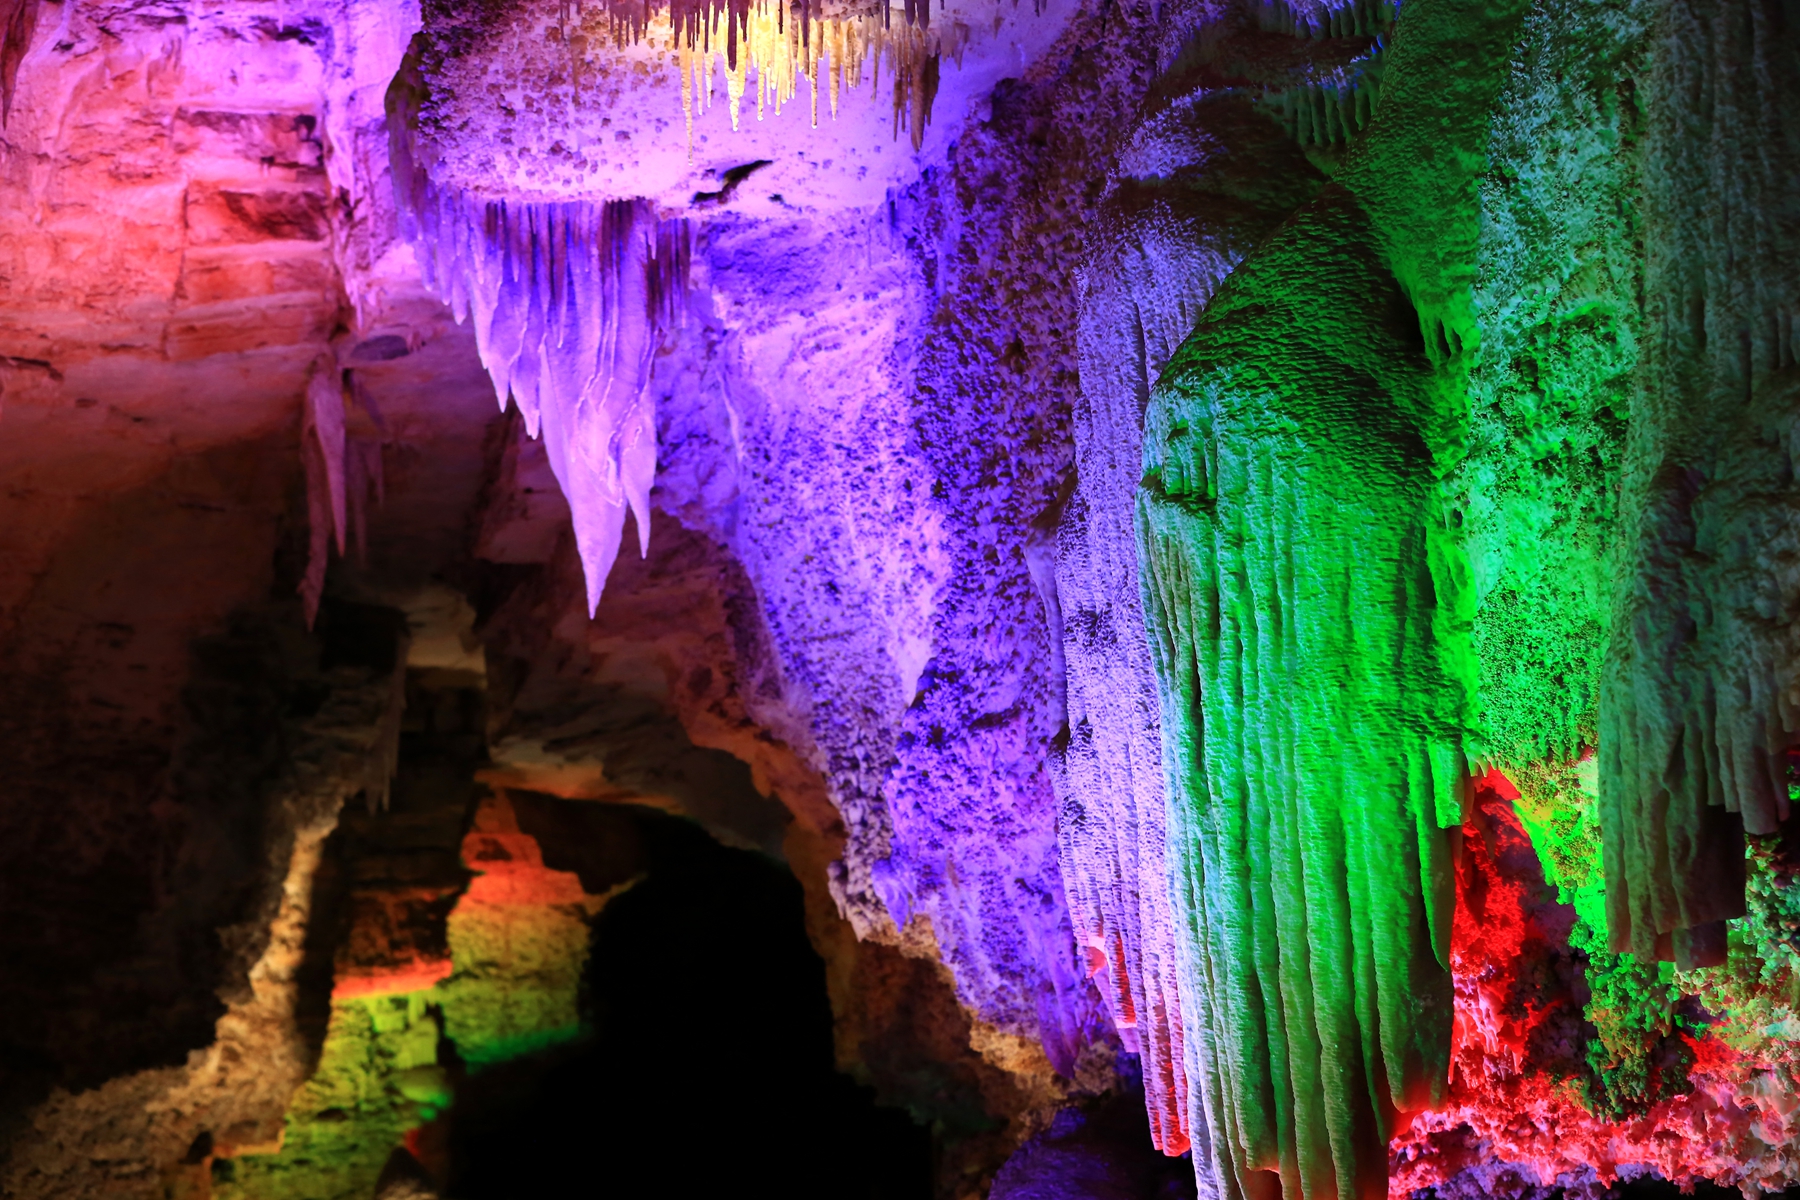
[1,0,1799,1197]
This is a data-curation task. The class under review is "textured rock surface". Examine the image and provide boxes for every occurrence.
[1391,767,1800,1198]
[1139,188,1471,1200]
[1057,51,1332,1159]
[7,0,1800,1196]
[2,652,407,1199]
[468,403,1084,1193]
[1599,0,1800,964]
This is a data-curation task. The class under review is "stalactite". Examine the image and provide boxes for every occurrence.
[565,0,962,150]
[1259,71,1382,151]
[1598,0,1800,969]
[1136,190,1476,1200]
[403,183,691,614]
[1064,2,1459,1182]
[1252,0,1390,151]
[1250,0,1395,39]
[1126,0,1539,1189]
[0,0,38,126]
[298,356,390,629]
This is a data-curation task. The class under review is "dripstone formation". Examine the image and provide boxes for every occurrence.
[3,0,1799,1197]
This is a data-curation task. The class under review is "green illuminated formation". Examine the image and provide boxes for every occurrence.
[1137,191,1470,1200]
[1682,823,1800,1061]
[1453,0,1800,974]
[1141,0,1800,1187]
[1135,0,1532,1197]
[1456,0,1643,780]
[434,826,599,1071]
[215,798,606,1198]
[1598,0,1800,967]
[1459,0,1685,1110]
[213,993,445,1200]
[1511,760,1689,1117]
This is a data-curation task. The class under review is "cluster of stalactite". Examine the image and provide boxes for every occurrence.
[558,0,955,148]
[398,179,691,612]
[370,0,1800,1188]
[1248,0,1393,37]
[1599,0,1800,970]
[1257,70,1382,151]
[1251,0,1391,150]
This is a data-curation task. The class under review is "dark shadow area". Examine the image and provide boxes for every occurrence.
[0,575,380,1129]
[1611,1181,1800,1200]
[988,1061,1197,1200]
[441,796,932,1199]
[294,623,485,1069]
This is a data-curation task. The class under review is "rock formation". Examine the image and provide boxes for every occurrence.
[3,0,1800,1197]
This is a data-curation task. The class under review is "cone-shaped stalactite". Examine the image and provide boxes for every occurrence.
[1137,191,1476,1200]
[1598,0,1800,968]
[389,51,689,612]
[404,186,690,614]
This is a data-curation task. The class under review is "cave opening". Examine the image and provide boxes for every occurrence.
[255,602,936,1200]
[441,796,935,1200]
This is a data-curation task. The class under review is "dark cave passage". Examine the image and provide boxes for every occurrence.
[171,610,941,1200]
[440,798,934,1200]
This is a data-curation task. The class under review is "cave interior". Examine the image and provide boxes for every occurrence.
[4,0,1800,1196]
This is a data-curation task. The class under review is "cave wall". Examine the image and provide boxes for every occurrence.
[0,0,417,1118]
[1119,0,1800,1195]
